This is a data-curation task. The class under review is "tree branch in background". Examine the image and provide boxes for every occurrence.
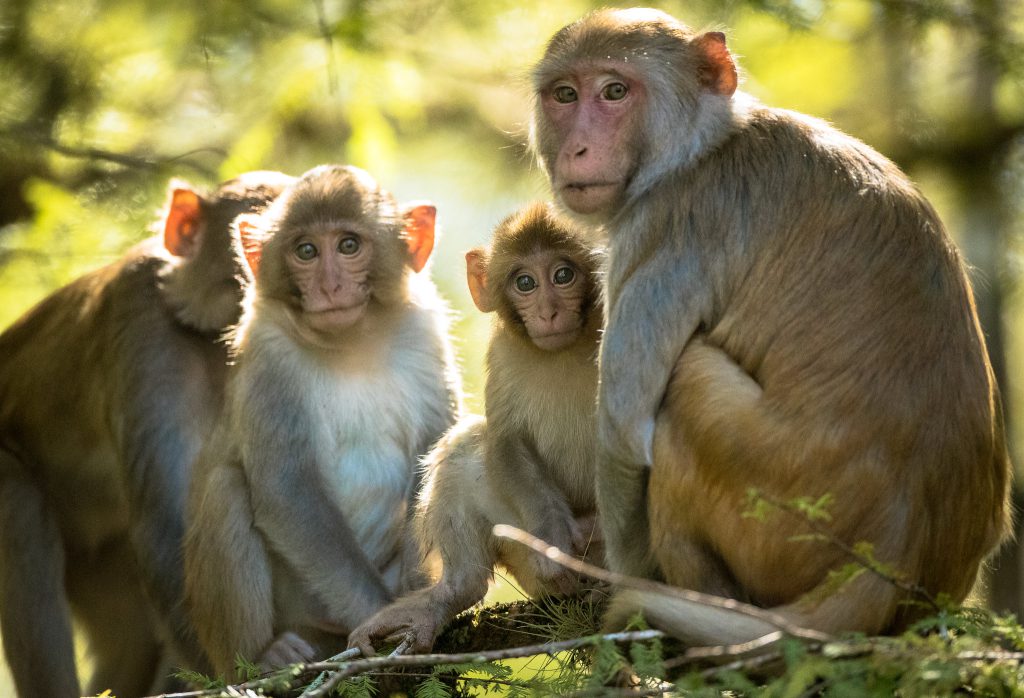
[0,128,221,178]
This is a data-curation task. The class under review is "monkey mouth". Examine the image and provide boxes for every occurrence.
[559,182,622,214]
[305,302,368,330]
[563,181,619,193]
[530,328,580,351]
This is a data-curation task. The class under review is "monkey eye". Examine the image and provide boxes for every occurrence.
[602,82,628,101]
[295,242,318,261]
[338,236,360,256]
[552,85,578,104]
[553,266,576,286]
[514,274,538,293]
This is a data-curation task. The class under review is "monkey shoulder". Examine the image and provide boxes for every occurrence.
[712,107,923,215]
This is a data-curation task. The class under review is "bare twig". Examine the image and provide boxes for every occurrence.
[307,632,414,697]
[492,524,830,643]
[311,0,339,92]
[154,629,666,697]
[298,647,362,697]
[0,129,220,177]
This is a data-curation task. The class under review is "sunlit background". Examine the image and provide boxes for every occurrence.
[1,0,1022,692]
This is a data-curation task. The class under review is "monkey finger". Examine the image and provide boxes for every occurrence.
[259,631,317,670]
[347,632,378,658]
[383,625,435,654]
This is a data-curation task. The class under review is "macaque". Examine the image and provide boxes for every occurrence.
[530,8,1012,643]
[183,164,460,678]
[348,203,604,655]
[0,170,294,698]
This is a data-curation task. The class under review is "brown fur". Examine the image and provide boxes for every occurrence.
[184,165,460,678]
[0,171,293,698]
[532,8,1012,641]
[348,203,605,655]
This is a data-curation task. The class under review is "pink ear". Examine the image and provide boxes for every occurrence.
[694,31,738,96]
[236,217,263,276]
[402,203,437,273]
[163,188,203,257]
[465,249,493,313]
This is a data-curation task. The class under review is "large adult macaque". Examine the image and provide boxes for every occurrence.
[531,8,1012,642]
[183,164,460,678]
[0,170,294,698]
[349,203,604,655]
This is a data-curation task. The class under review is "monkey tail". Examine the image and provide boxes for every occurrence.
[605,588,788,647]
[492,524,831,649]
[607,566,910,648]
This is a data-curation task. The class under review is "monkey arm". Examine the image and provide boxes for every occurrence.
[351,422,496,655]
[242,417,393,630]
[488,434,577,544]
[486,433,582,593]
[597,255,709,578]
[185,454,275,679]
[119,346,221,673]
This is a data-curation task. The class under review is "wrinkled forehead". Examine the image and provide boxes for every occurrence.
[533,8,694,88]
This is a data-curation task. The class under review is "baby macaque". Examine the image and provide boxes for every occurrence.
[349,203,604,654]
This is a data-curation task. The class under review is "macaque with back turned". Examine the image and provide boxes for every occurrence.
[0,171,293,698]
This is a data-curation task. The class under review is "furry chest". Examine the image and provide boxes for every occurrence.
[306,368,423,563]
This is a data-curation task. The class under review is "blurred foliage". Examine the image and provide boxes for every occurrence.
[1,0,1022,409]
[0,0,1022,692]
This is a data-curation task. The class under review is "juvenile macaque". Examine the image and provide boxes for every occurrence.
[183,165,460,678]
[531,8,1012,642]
[349,203,604,654]
[0,171,293,698]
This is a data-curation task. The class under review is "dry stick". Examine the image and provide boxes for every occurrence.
[195,629,667,698]
[492,524,830,644]
[299,647,363,697]
[151,630,663,698]
[307,633,415,697]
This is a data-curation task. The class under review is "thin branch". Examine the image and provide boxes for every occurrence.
[307,632,414,697]
[1,129,221,177]
[154,629,666,697]
[298,647,362,697]
[492,524,830,643]
[311,0,339,93]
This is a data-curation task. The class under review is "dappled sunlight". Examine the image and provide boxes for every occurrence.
[1,0,1022,693]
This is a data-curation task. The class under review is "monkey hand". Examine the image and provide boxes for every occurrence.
[525,517,589,596]
[347,595,440,657]
[571,512,604,560]
[258,631,318,671]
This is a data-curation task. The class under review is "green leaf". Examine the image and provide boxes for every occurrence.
[414,675,451,698]
[234,653,261,682]
[629,637,665,682]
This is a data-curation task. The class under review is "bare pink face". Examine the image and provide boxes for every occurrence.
[539,61,643,215]
[508,250,588,351]
[286,224,374,333]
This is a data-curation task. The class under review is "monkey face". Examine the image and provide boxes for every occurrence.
[507,251,588,351]
[535,63,642,216]
[284,225,374,334]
